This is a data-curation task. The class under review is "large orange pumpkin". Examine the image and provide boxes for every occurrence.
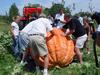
[39,28,75,68]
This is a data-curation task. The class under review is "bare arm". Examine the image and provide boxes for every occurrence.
[65,29,75,35]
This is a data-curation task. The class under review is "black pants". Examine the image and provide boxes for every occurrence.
[92,31,100,40]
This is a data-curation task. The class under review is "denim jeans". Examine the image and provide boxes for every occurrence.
[18,32,29,53]
[12,36,20,57]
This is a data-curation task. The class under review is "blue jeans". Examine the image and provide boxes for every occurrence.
[12,36,20,57]
[18,32,29,53]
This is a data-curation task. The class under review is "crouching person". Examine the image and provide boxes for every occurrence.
[21,13,54,75]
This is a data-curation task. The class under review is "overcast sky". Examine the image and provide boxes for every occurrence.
[0,0,100,15]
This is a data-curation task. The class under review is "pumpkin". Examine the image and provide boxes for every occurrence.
[39,28,75,68]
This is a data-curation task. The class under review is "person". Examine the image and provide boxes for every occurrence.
[10,15,21,57]
[21,13,54,75]
[54,8,66,28]
[88,17,95,34]
[83,16,91,54]
[62,14,87,64]
[91,12,100,46]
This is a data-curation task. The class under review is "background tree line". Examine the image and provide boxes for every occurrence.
[0,2,93,23]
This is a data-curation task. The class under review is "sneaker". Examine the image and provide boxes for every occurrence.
[20,60,27,66]
[43,73,49,75]
[87,51,90,54]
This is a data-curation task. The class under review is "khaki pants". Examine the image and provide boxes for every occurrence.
[29,35,48,57]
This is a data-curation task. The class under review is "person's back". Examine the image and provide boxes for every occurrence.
[22,18,53,37]
[63,18,86,38]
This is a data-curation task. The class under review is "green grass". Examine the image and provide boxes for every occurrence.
[0,21,10,32]
[0,21,100,75]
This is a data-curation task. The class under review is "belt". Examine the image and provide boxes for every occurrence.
[28,34,44,37]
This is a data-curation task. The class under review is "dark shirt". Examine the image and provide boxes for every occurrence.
[63,19,86,38]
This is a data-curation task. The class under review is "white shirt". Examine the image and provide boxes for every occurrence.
[11,22,19,37]
[78,17,83,26]
[55,13,64,28]
[97,24,100,31]
[22,18,53,37]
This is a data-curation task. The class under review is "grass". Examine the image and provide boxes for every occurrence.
[0,21,10,32]
[0,20,100,75]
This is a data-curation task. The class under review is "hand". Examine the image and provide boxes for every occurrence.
[61,33,66,37]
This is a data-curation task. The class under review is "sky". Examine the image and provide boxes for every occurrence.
[0,0,100,15]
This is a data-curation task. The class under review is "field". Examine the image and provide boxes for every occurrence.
[0,21,100,75]
[0,20,10,32]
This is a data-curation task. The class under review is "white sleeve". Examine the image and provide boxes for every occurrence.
[45,19,53,32]
[55,14,58,19]
[11,22,18,30]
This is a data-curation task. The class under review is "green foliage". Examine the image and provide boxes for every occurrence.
[74,12,92,17]
[9,3,19,21]
[0,32,12,58]
[48,4,71,17]
[25,3,41,8]
[43,8,50,16]
[0,30,100,75]
[0,21,10,32]
[0,16,9,23]
[0,32,16,75]
[49,4,64,16]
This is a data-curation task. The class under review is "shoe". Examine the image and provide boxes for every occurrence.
[43,71,49,75]
[87,51,90,54]
[20,60,27,66]
[43,73,49,75]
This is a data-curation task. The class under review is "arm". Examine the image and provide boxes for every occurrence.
[65,28,75,35]
[60,20,67,24]
[87,26,91,40]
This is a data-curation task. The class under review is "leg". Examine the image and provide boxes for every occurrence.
[13,37,20,57]
[43,54,49,75]
[34,55,42,75]
[20,47,29,65]
[74,47,83,64]
[34,55,39,68]
[84,40,90,54]
[75,34,87,64]
[20,51,27,63]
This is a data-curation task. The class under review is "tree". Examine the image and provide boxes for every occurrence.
[9,3,19,21]
[74,11,92,17]
[43,8,50,16]
[49,4,71,17]
[88,0,95,13]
